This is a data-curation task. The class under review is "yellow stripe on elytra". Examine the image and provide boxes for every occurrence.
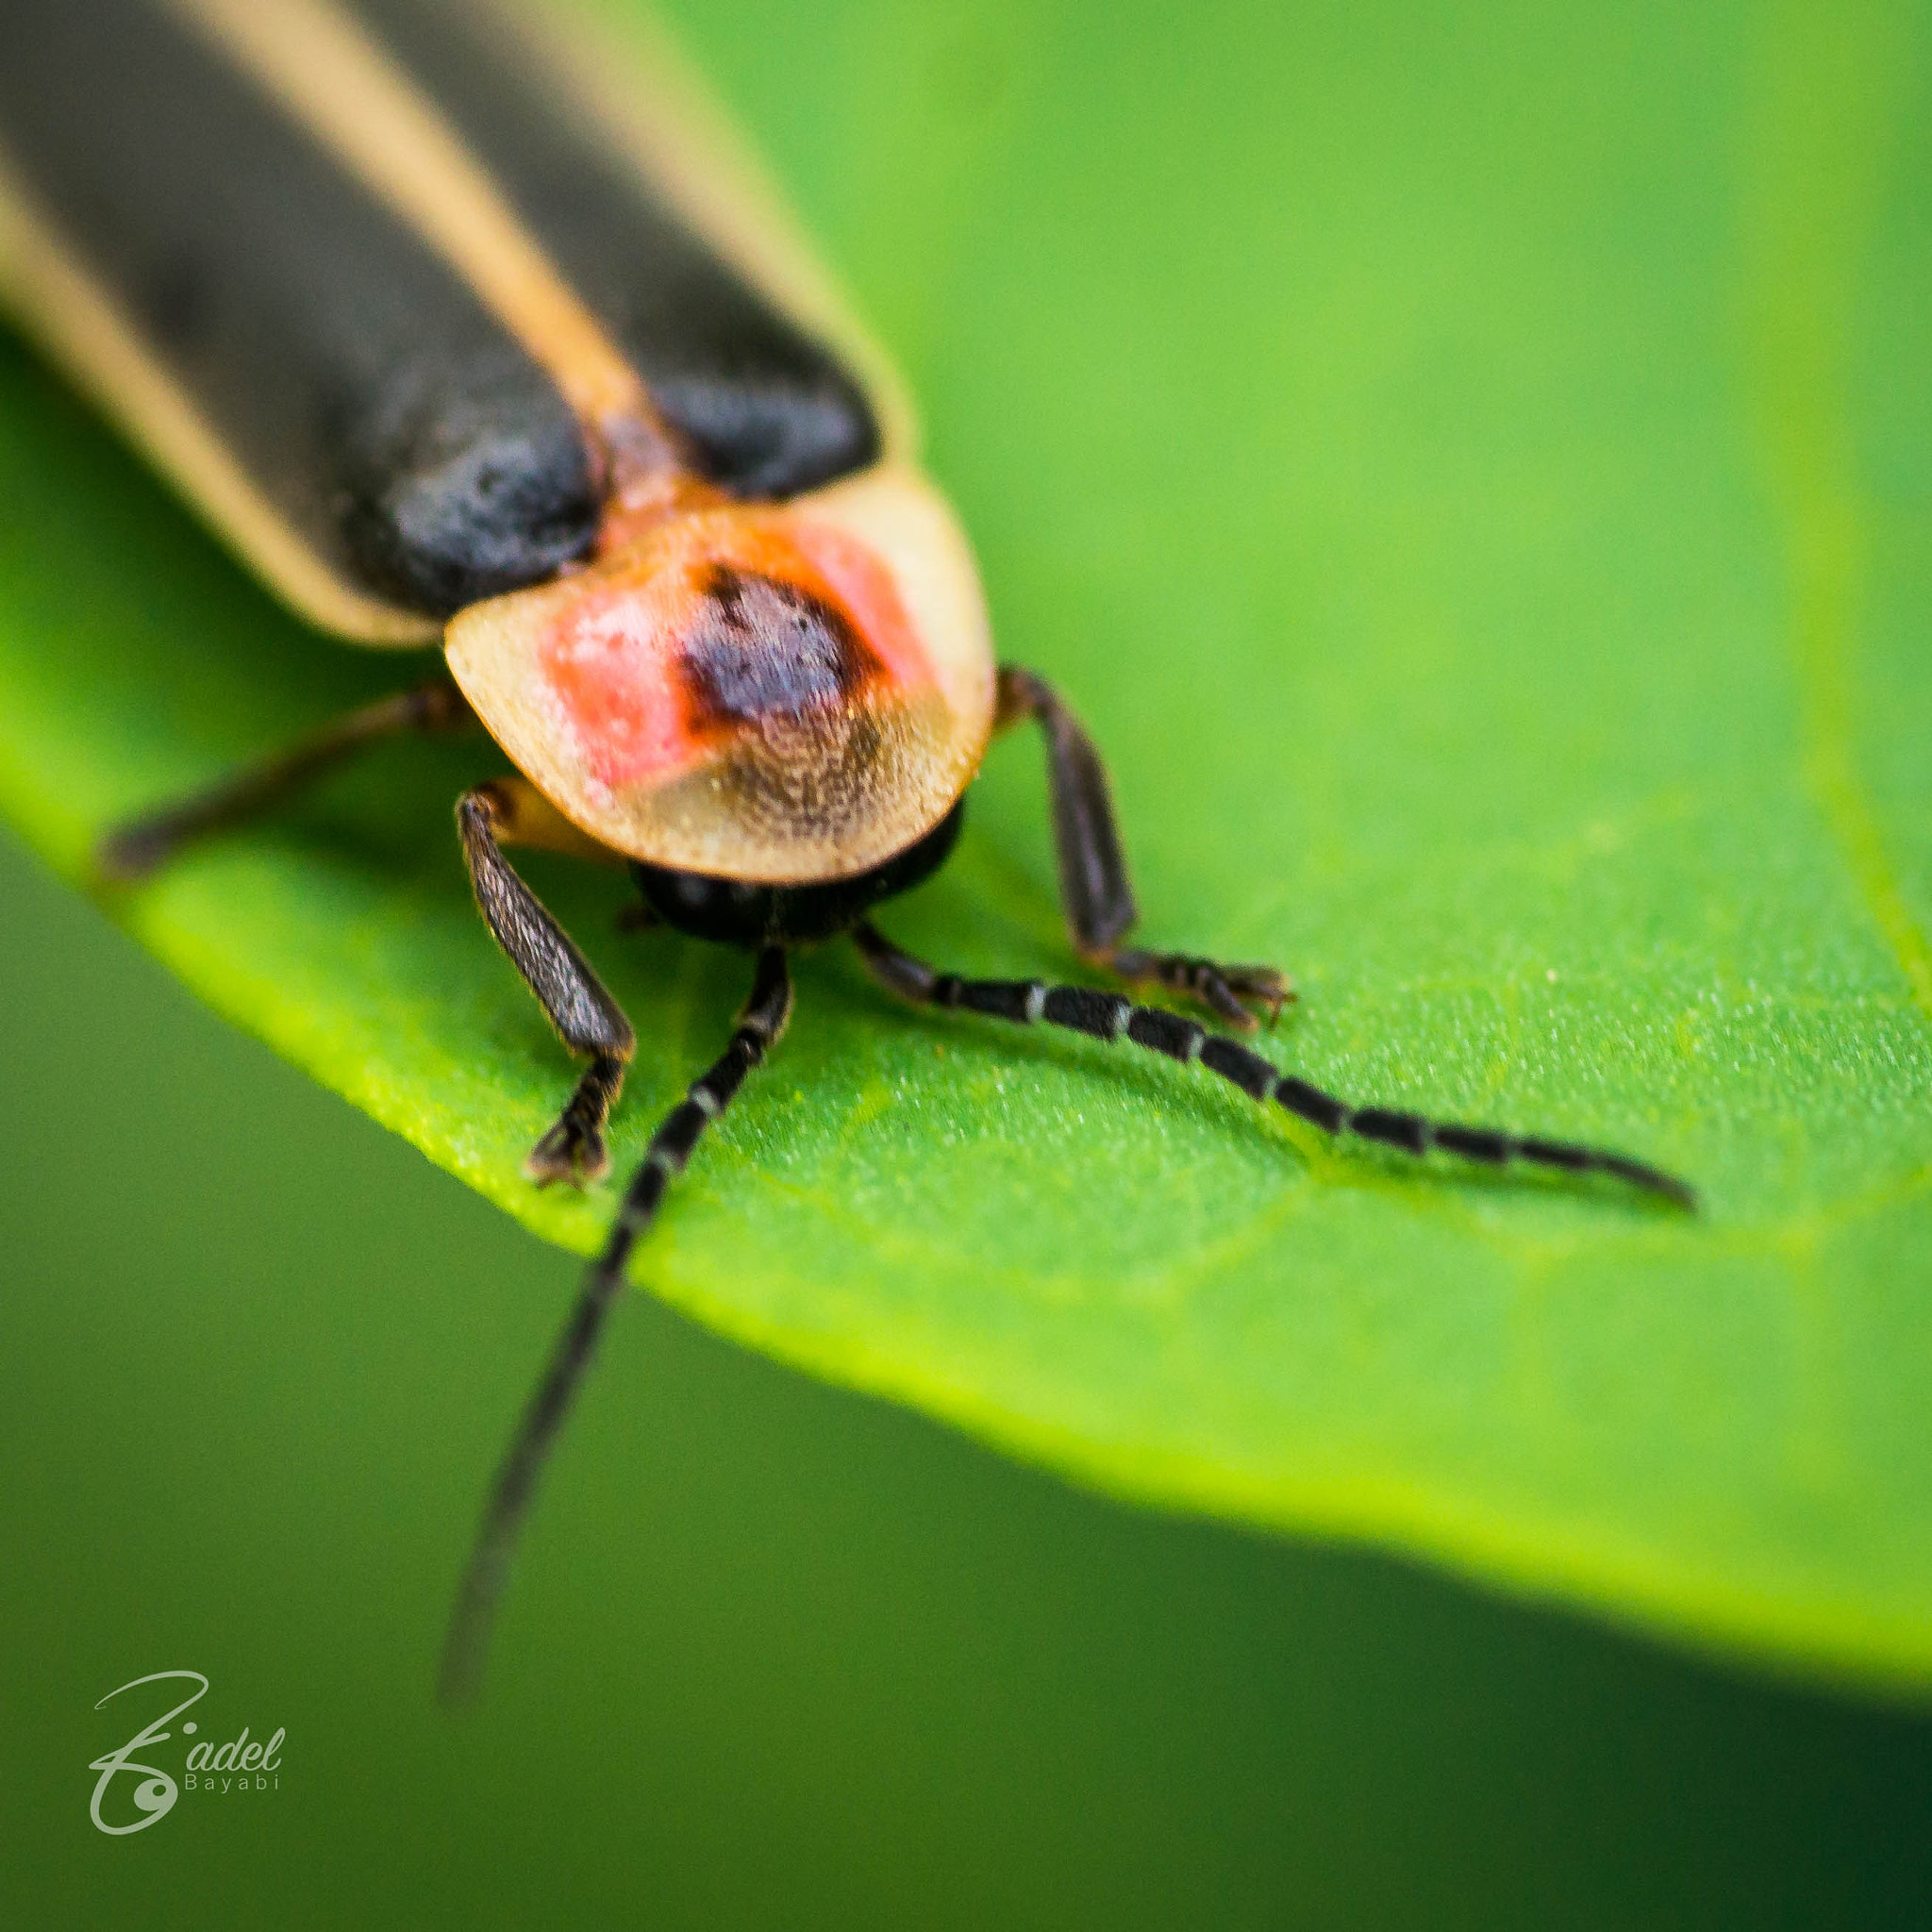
[167,0,656,447]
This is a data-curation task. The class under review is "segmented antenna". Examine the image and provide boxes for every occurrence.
[438,947,794,1705]
[852,924,1694,1210]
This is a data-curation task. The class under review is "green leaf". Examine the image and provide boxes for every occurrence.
[3,0,1929,1693]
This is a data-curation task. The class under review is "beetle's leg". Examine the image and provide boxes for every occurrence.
[853,921,1694,1209]
[440,946,793,1705]
[994,664,1291,1031]
[457,782,637,1188]
[97,679,474,881]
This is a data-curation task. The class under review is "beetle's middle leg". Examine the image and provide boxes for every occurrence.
[995,664,1291,1031]
[457,780,636,1188]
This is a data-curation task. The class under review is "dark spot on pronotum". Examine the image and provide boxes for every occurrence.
[678,565,880,734]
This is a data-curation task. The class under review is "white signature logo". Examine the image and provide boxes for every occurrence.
[89,1672,286,1835]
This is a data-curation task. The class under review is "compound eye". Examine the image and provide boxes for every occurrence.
[445,466,994,880]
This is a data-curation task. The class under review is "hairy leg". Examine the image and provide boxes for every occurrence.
[457,781,637,1186]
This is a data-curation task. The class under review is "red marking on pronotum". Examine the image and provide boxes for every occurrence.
[537,508,930,791]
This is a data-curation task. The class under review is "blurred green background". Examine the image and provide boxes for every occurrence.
[6,0,1932,1921]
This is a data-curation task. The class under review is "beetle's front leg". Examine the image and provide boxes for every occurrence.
[994,664,1291,1031]
[457,780,635,1186]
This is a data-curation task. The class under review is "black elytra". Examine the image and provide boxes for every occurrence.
[0,0,878,619]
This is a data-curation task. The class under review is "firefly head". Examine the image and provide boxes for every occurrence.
[444,466,995,882]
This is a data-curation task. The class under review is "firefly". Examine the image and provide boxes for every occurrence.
[0,0,1694,1701]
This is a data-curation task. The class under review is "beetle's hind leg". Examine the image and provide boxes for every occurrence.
[995,665,1291,1031]
[457,780,637,1188]
[96,679,474,881]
